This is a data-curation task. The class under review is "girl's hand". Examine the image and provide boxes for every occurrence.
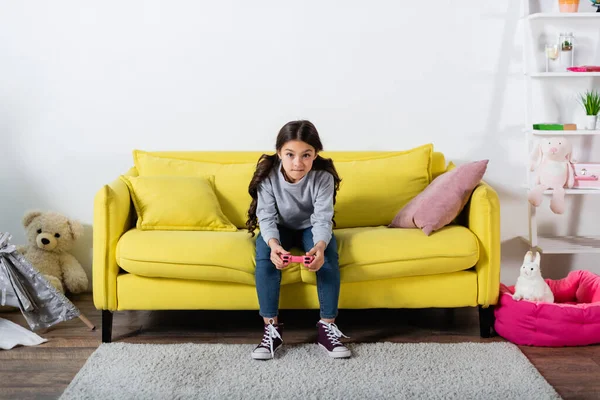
[306,242,326,272]
[269,241,290,270]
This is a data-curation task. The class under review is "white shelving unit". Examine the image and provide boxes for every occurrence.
[523,236,600,254]
[520,184,600,194]
[528,72,600,77]
[522,2,600,254]
[526,12,600,20]
[527,129,600,136]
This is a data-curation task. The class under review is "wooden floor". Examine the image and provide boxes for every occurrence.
[1,294,599,400]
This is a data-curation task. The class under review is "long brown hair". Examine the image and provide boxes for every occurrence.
[246,120,341,237]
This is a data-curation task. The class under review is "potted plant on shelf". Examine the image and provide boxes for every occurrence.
[578,90,600,130]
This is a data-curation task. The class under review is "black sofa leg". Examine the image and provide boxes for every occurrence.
[478,305,494,338]
[102,310,113,343]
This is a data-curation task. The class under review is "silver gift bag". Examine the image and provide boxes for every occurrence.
[0,232,80,331]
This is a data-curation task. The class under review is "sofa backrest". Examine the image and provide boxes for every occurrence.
[131,148,446,229]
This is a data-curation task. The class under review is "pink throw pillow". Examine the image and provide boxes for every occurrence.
[389,160,489,235]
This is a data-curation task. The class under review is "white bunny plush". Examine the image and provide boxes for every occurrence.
[527,136,575,215]
[512,251,554,303]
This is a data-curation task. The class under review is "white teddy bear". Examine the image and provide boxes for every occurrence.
[17,210,88,295]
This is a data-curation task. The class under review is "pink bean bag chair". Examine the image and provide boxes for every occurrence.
[494,270,600,346]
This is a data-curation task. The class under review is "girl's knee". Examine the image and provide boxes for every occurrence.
[320,258,339,271]
[255,235,271,259]
[324,249,339,264]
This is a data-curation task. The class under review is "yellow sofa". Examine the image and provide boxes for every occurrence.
[93,148,500,342]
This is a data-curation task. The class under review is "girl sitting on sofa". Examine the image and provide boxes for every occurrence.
[246,120,350,360]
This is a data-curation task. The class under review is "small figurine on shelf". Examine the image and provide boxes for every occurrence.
[559,32,575,70]
[589,0,600,12]
[527,136,575,214]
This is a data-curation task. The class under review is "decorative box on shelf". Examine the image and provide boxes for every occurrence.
[573,163,600,189]
[532,123,577,131]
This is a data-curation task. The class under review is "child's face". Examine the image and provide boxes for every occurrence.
[277,140,317,183]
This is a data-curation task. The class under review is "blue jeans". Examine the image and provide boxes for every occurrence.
[255,225,340,319]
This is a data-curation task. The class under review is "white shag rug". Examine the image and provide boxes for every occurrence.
[60,342,561,400]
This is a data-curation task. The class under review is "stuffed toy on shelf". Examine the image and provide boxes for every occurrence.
[527,136,575,214]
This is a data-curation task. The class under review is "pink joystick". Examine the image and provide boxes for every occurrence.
[281,254,314,266]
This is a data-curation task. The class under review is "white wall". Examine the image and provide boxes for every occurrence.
[1,1,599,292]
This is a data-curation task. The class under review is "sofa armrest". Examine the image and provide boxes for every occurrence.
[463,181,501,307]
[93,168,137,310]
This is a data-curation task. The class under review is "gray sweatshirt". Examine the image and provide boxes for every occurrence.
[256,160,334,248]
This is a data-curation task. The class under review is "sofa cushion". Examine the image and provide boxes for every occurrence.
[133,151,255,229]
[333,144,433,228]
[120,175,237,232]
[389,160,489,236]
[300,225,479,285]
[116,229,302,286]
[117,225,478,286]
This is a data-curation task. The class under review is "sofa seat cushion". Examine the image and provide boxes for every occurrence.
[117,225,478,287]
[300,225,480,285]
[116,229,302,286]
